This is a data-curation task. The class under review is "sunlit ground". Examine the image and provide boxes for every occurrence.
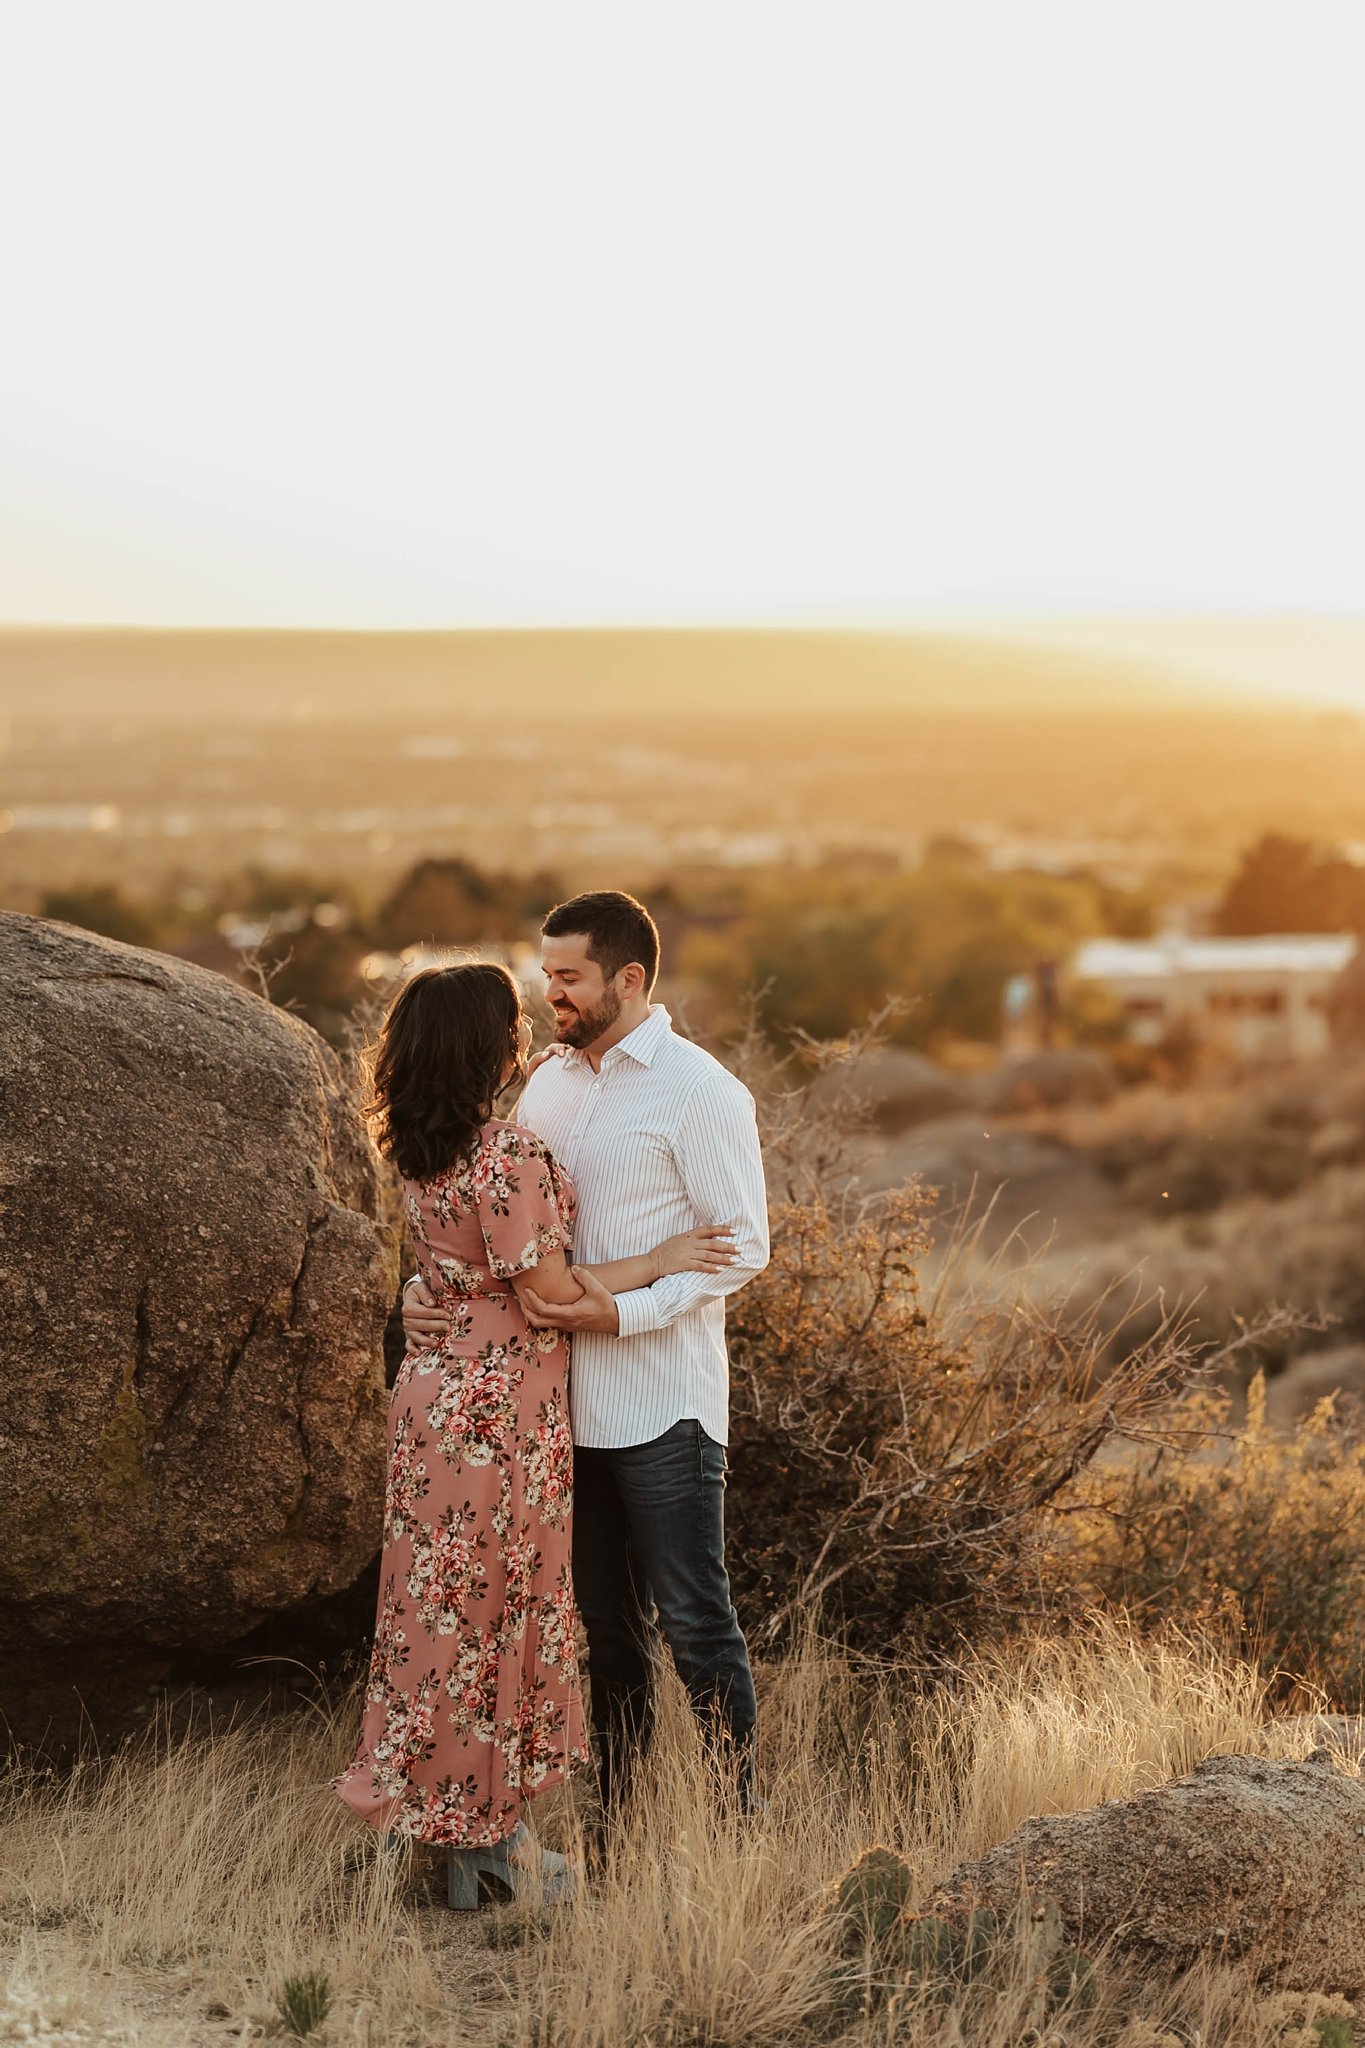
[0,1625,1347,2048]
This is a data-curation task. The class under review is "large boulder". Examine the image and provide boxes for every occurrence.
[927,1751,1365,1992]
[0,914,401,1745]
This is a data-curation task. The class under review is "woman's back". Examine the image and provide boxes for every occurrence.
[404,1119,578,1309]
[334,1114,584,1845]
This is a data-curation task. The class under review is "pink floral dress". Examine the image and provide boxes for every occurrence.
[334,1121,587,1846]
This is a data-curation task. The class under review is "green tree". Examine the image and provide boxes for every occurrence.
[1215,833,1365,935]
[372,856,499,948]
[255,918,365,1043]
[372,857,559,950]
[680,864,1119,1050]
[41,884,158,948]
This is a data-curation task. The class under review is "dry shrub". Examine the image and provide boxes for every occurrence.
[723,1015,1357,1704]
[1065,1373,1365,1705]
[1092,1101,1317,1216]
[725,1016,1200,1656]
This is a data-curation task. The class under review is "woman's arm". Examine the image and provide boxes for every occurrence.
[581,1224,737,1295]
[581,1252,663,1293]
[509,1226,736,1313]
[508,1248,585,1312]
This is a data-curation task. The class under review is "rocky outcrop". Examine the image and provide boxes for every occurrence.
[807,1047,971,1132]
[1265,1344,1365,1426]
[978,1048,1119,1114]
[927,1751,1365,1992]
[0,913,402,1744]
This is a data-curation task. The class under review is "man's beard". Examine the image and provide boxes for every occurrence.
[554,985,622,1049]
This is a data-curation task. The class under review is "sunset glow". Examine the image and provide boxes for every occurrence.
[2,2,1361,655]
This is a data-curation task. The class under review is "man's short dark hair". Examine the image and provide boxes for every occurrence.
[542,890,660,991]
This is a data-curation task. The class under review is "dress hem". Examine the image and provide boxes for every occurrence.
[332,1747,590,1849]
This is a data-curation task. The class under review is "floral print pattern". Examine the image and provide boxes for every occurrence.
[366,1574,411,1706]
[383,1409,430,1544]
[424,1345,521,1469]
[524,1390,573,1532]
[334,1121,587,1847]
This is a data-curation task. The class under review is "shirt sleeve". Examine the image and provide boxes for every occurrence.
[612,1075,770,1337]
[474,1128,570,1280]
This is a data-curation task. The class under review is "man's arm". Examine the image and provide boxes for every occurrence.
[401,1270,448,1346]
[524,1074,769,1338]
[611,1076,769,1335]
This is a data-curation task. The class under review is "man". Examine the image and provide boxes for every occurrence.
[402,889,770,1815]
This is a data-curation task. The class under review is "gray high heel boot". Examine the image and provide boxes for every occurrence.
[445,1820,579,1910]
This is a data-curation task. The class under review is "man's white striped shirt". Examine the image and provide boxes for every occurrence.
[517,1006,769,1449]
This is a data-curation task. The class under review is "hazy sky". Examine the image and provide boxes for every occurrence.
[1,3,1362,647]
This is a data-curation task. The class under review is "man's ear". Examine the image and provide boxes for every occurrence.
[620,962,647,1000]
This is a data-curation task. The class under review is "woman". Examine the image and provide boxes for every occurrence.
[333,962,734,1907]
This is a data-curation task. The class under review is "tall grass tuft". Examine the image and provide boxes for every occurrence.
[276,1968,333,2037]
[0,1692,445,2041]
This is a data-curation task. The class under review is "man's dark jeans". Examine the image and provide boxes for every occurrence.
[572,1417,758,1814]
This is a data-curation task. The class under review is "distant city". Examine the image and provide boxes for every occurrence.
[7,695,1363,919]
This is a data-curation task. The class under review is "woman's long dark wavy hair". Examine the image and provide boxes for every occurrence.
[366,961,525,1182]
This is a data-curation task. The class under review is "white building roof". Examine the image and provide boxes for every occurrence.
[1073,933,1358,981]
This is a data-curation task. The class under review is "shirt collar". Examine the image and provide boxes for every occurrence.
[566,1004,672,1072]
[610,1004,671,1067]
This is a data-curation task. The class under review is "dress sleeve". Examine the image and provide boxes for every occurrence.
[473,1127,570,1279]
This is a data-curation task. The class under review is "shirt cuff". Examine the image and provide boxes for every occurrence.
[613,1286,664,1338]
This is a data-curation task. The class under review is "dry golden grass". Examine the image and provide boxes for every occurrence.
[0,1622,1351,2047]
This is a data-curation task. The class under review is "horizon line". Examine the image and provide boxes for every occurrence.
[2,609,1362,635]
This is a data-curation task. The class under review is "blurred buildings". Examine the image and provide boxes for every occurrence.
[1072,932,1358,1060]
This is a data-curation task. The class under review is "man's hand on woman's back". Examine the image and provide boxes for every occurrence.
[401,1275,450,1348]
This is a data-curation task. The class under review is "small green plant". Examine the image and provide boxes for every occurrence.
[480,1907,548,1950]
[818,1846,919,2033]
[1315,2019,1356,2048]
[1049,1941,1099,2013]
[825,1845,917,1950]
[276,1969,332,2038]
[1254,1993,1360,2048]
[882,1890,1099,2031]
[897,1912,956,1991]
[957,1907,999,1983]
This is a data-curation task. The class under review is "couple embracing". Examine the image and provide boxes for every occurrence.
[333,891,770,1906]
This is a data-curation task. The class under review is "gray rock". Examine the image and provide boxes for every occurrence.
[977,1048,1119,1115]
[0,914,401,1745]
[927,1751,1365,1991]
[1265,1344,1365,1427]
[807,1047,970,1132]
